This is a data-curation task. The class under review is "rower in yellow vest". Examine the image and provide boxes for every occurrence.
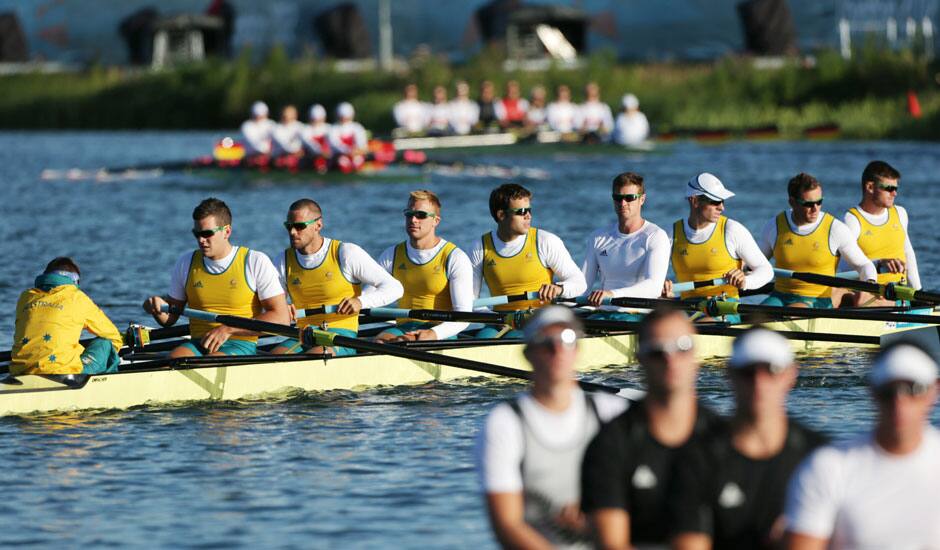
[11,257,123,375]
[838,161,921,306]
[666,173,773,323]
[375,190,474,342]
[470,183,586,338]
[143,198,289,357]
[758,173,877,308]
[270,198,402,356]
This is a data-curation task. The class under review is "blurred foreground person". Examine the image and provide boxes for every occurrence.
[612,93,649,146]
[785,341,940,548]
[580,308,724,547]
[476,306,628,548]
[671,328,827,549]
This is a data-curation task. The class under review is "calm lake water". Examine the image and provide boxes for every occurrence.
[0,132,938,548]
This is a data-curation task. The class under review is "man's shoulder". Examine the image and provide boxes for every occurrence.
[787,418,830,450]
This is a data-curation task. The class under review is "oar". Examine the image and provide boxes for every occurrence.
[365,307,517,324]
[772,268,940,303]
[473,291,541,308]
[163,305,644,400]
[697,299,940,325]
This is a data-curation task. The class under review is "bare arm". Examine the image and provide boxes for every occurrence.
[591,508,631,550]
[785,532,828,550]
[485,493,554,550]
[673,532,711,550]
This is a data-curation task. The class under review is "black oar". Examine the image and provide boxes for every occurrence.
[774,269,940,303]
[166,306,643,400]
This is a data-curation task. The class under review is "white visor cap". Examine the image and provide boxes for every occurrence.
[622,93,639,110]
[869,343,939,388]
[337,102,355,118]
[729,328,794,373]
[523,306,582,344]
[251,101,269,117]
[686,172,735,201]
[309,104,326,121]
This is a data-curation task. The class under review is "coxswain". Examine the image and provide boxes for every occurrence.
[143,198,289,357]
[582,172,670,321]
[301,104,332,172]
[785,341,940,547]
[470,183,586,339]
[581,308,725,547]
[427,85,452,136]
[476,80,500,131]
[393,83,429,136]
[476,306,628,547]
[670,328,827,548]
[577,82,614,141]
[758,173,877,308]
[375,190,473,342]
[270,104,304,161]
[524,85,548,131]
[665,173,773,323]
[837,160,921,307]
[494,80,529,128]
[11,257,123,376]
[328,102,369,173]
[546,84,580,135]
[271,199,402,356]
[612,93,650,147]
[448,80,479,136]
[240,100,275,157]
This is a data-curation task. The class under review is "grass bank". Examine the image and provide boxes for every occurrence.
[2,48,939,140]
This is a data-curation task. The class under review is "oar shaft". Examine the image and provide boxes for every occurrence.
[580,318,880,345]
[366,307,506,323]
[473,291,540,308]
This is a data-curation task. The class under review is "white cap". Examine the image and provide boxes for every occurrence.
[686,172,735,201]
[523,306,582,343]
[251,101,269,117]
[869,343,939,388]
[337,102,355,119]
[729,328,793,373]
[622,93,639,110]
[309,104,326,121]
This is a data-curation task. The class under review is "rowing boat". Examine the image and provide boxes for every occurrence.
[0,311,932,416]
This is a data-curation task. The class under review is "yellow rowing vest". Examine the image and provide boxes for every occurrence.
[773,212,839,297]
[186,247,262,342]
[482,228,553,311]
[848,206,906,284]
[392,240,456,324]
[284,240,361,331]
[671,217,741,299]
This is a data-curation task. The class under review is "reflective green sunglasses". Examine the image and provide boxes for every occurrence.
[192,225,228,239]
[283,217,322,231]
[403,209,438,220]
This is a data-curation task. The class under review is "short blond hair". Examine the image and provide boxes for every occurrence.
[408,190,441,211]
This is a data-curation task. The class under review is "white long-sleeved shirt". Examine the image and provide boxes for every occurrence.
[240,119,275,155]
[270,121,305,155]
[582,221,670,309]
[612,112,650,146]
[393,99,429,133]
[670,218,774,291]
[578,101,614,134]
[273,238,403,310]
[448,99,479,135]
[841,206,920,289]
[376,239,474,339]
[546,102,580,133]
[300,123,331,155]
[426,102,451,133]
[328,121,368,154]
[469,228,587,301]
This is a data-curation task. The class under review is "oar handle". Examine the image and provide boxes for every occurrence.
[366,307,517,325]
[473,291,540,308]
[295,304,340,318]
[672,278,727,293]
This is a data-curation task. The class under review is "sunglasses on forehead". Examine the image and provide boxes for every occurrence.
[192,225,227,239]
[403,209,438,219]
[283,217,322,231]
[612,193,644,203]
[506,207,532,216]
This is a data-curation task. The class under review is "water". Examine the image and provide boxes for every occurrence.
[0,132,938,547]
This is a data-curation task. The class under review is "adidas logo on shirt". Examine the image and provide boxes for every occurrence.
[631,464,657,489]
[486,259,497,267]
[784,238,794,246]
[193,281,204,288]
[600,250,609,257]
[718,482,745,508]
[292,278,301,286]
[397,263,407,271]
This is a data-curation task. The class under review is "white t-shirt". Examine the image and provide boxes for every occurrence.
[841,206,920,289]
[526,106,547,127]
[393,99,429,133]
[328,121,368,154]
[168,246,284,302]
[612,112,650,146]
[476,388,628,493]
[759,211,878,282]
[582,221,671,304]
[240,119,275,155]
[448,99,479,135]
[469,229,588,300]
[270,120,305,155]
[670,218,774,291]
[273,238,403,310]
[578,101,614,134]
[785,427,940,548]
[426,102,452,133]
[546,102,580,133]
[376,239,474,339]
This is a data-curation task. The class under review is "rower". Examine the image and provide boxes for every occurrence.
[271,198,402,356]
[448,80,479,136]
[301,104,332,172]
[240,100,275,157]
[666,173,773,323]
[375,190,473,342]
[582,172,670,321]
[470,183,586,339]
[612,93,650,147]
[11,257,123,376]
[393,83,429,136]
[270,104,304,158]
[546,84,580,135]
[476,306,628,548]
[758,172,877,308]
[476,80,499,131]
[494,80,529,129]
[328,102,368,173]
[524,85,548,131]
[427,85,452,136]
[838,160,921,306]
[143,198,289,357]
[578,82,614,141]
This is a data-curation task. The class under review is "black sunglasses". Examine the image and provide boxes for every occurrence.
[283,217,322,231]
[875,182,899,193]
[192,225,227,239]
[612,193,644,203]
[506,207,532,216]
[875,381,931,402]
[794,197,824,208]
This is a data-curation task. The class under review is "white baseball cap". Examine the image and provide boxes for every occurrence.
[869,343,939,388]
[309,104,326,121]
[729,328,794,373]
[622,93,639,110]
[251,101,269,117]
[523,306,582,344]
[337,102,355,118]
[686,172,735,201]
